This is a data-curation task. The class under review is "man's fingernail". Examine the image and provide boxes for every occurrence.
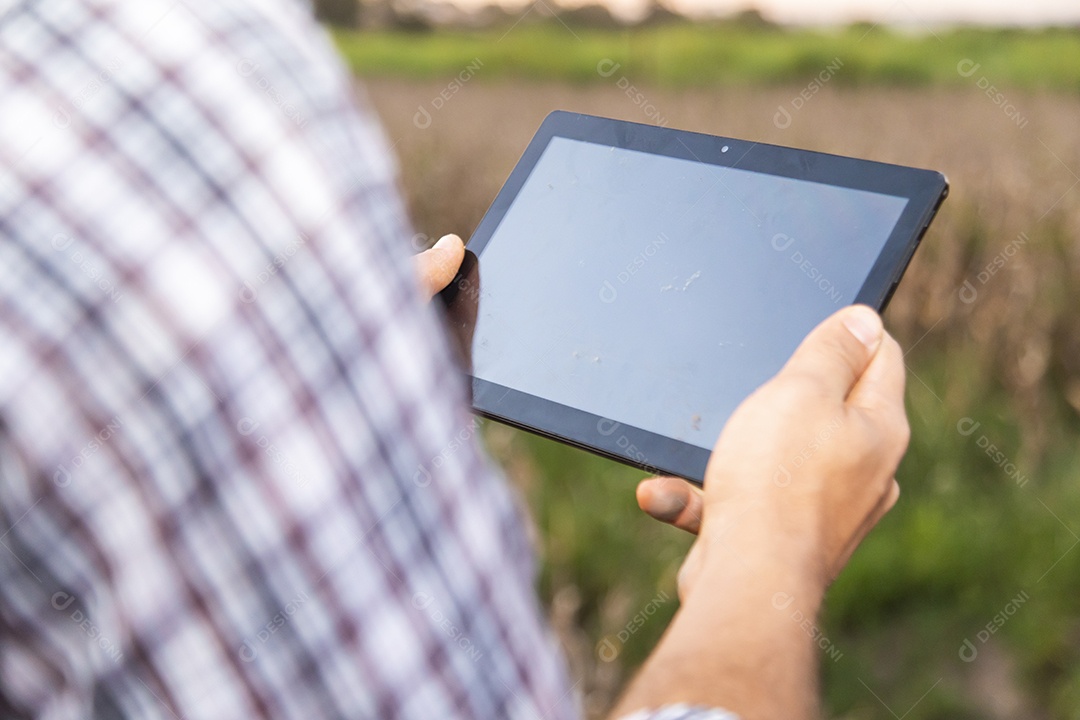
[433,234,459,251]
[648,488,686,522]
[842,305,883,349]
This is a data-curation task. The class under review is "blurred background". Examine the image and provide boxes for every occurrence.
[321,1,1080,716]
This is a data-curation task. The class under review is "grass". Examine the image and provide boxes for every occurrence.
[336,24,1080,92]
[359,46,1080,718]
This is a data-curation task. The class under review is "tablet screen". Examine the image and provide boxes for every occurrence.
[466,136,909,453]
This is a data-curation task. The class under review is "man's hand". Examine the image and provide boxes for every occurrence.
[414,234,466,298]
[613,305,909,720]
[639,304,907,594]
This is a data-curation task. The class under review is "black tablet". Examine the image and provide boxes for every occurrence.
[440,111,947,485]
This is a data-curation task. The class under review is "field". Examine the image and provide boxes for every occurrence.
[344,25,1080,719]
[335,24,1080,90]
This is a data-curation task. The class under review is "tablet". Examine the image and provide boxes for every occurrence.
[440,111,947,485]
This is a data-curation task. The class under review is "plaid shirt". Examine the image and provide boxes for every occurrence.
[0,1,737,718]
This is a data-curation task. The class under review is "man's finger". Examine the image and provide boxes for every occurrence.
[415,234,465,297]
[847,332,906,415]
[782,304,884,400]
[636,477,704,535]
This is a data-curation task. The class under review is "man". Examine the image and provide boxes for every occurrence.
[0,1,908,719]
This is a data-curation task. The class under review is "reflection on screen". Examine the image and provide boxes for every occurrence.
[471,137,908,451]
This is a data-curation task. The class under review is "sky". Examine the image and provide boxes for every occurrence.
[467,0,1080,25]
[680,0,1080,25]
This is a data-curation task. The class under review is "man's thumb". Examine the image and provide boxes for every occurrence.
[415,234,465,297]
[782,305,884,399]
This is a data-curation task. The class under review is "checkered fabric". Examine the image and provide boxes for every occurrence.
[620,708,740,720]
[0,1,736,718]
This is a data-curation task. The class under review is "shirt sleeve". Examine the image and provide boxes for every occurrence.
[618,706,742,720]
[0,1,573,719]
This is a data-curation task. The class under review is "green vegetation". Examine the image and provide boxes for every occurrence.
[489,368,1080,718]
[357,31,1080,716]
[335,24,1080,91]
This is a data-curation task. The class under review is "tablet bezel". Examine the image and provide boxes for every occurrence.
[448,111,948,485]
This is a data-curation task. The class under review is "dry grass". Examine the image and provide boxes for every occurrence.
[368,78,1080,424]
[365,78,1080,718]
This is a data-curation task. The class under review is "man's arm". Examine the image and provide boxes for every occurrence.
[414,243,906,720]
[615,305,909,720]
[614,526,826,718]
